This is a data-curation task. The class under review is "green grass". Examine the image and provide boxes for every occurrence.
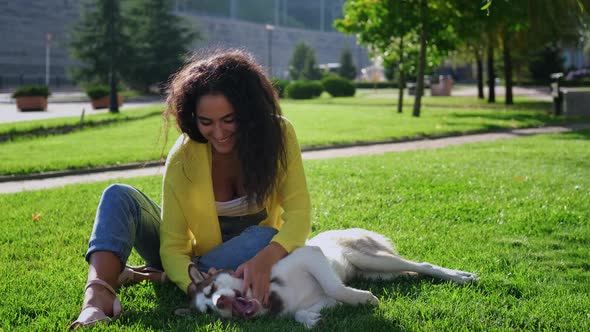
[1,95,581,176]
[0,104,166,140]
[1,129,589,331]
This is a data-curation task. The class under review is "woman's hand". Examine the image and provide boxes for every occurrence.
[233,242,287,305]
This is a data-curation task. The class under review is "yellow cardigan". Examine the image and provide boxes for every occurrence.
[160,118,311,292]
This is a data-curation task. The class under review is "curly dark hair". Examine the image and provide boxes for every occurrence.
[165,49,286,206]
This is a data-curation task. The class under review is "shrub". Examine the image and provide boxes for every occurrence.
[338,48,357,80]
[11,85,51,98]
[354,82,398,89]
[85,85,110,99]
[271,79,289,98]
[321,76,356,97]
[286,80,324,99]
[289,42,322,80]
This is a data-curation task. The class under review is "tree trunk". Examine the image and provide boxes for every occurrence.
[107,0,120,113]
[397,34,405,113]
[502,32,514,105]
[487,44,495,103]
[413,0,427,118]
[475,49,484,99]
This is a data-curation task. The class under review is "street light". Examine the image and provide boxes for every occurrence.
[265,24,275,78]
[45,33,52,87]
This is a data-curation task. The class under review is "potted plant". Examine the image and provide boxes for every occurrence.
[12,85,51,111]
[86,85,123,110]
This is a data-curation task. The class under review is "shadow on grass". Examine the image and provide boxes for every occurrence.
[446,110,555,123]
[0,110,162,143]
[547,127,590,141]
[121,279,415,331]
[302,99,552,111]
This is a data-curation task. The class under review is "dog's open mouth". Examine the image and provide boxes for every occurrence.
[231,296,260,319]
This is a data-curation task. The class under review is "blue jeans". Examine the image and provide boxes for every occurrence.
[86,184,278,272]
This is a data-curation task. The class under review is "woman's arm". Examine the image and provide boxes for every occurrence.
[271,119,312,252]
[160,179,194,293]
[233,241,287,304]
[235,120,311,303]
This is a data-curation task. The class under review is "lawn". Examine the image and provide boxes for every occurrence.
[0,95,579,176]
[0,105,165,141]
[1,129,588,331]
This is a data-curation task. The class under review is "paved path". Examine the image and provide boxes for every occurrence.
[0,92,164,124]
[1,124,588,194]
[1,85,551,124]
[360,85,553,101]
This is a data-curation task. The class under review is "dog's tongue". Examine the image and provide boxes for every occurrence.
[232,296,259,319]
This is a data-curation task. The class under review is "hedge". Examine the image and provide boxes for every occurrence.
[286,80,324,99]
[11,85,51,98]
[271,79,289,98]
[321,76,355,97]
[85,85,111,100]
[354,82,398,89]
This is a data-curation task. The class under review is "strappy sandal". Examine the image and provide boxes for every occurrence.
[117,264,168,286]
[69,279,122,330]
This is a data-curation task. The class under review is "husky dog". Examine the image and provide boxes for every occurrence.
[183,228,477,329]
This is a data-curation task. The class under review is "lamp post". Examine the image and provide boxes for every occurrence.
[45,33,52,86]
[265,24,274,78]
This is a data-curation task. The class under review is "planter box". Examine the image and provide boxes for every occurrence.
[562,88,590,116]
[15,96,48,111]
[91,95,123,110]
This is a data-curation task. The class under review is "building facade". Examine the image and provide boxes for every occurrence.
[0,0,369,90]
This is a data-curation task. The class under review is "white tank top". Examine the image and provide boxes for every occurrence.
[215,196,255,217]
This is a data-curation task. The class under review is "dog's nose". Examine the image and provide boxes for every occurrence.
[216,295,233,310]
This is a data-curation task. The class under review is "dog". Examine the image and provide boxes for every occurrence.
[182,228,477,329]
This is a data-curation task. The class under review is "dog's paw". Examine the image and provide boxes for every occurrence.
[367,293,379,305]
[358,290,379,305]
[295,310,323,329]
[449,270,478,284]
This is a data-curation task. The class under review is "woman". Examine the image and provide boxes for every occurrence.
[70,49,311,328]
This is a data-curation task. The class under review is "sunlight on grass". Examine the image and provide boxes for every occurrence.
[0,95,578,176]
[1,129,589,331]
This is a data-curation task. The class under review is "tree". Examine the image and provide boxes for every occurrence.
[337,0,458,117]
[301,49,322,80]
[70,0,198,95]
[529,45,565,83]
[124,0,198,93]
[338,48,357,80]
[289,42,321,80]
[336,0,416,114]
[474,0,588,105]
[451,1,488,100]
[69,0,130,88]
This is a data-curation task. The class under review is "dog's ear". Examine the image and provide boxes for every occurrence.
[188,263,205,284]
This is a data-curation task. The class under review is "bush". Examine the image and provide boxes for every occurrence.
[321,76,356,97]
[286,80,324,99]
[271,79,289,98]
[338,48,357,80]
[85,85,110,99]
[11,85,51,98]
[354,82,398,89]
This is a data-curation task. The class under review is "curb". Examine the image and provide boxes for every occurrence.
[1,123,589,184]
[0,160,164,183]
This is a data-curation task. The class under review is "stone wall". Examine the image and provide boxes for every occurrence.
[185,14,370,79]
[0,0,82,88]
[0,1,369,89]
